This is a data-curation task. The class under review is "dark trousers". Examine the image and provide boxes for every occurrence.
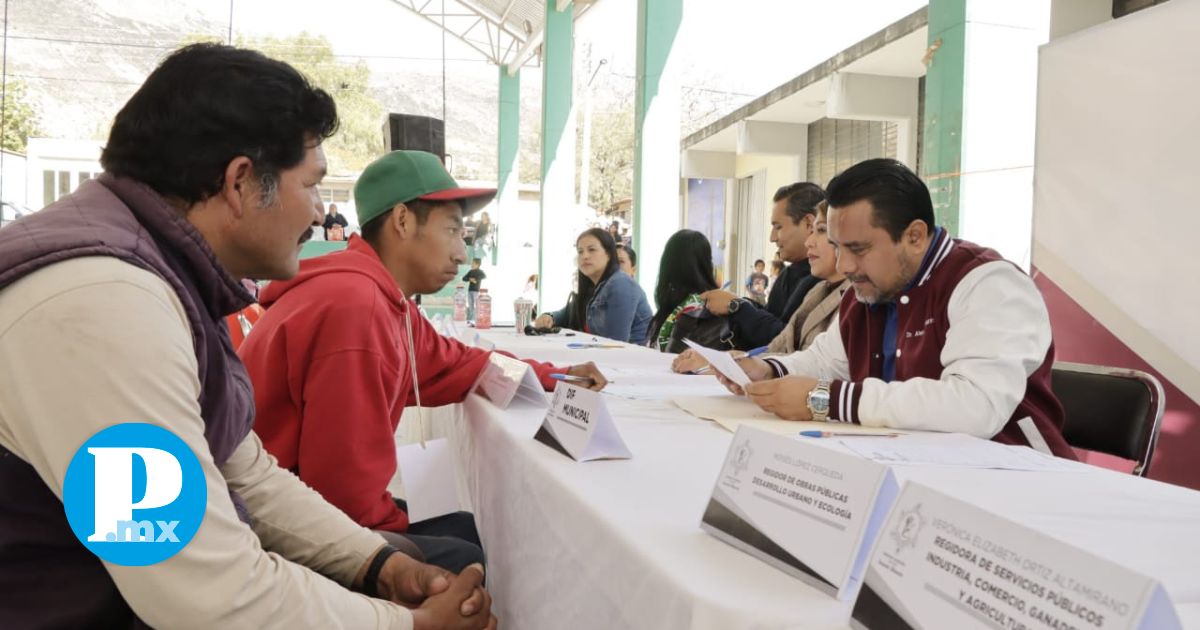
[377,499,485,575]
[467,290,479,322]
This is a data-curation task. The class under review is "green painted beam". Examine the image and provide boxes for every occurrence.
[633,0,682,293]
[497,65,520,202]
[922,0,967,236]
[538,0,575,310]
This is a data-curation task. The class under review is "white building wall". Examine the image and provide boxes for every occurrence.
[25,138,103,210]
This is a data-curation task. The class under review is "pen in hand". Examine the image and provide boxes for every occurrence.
[550,373,611,386]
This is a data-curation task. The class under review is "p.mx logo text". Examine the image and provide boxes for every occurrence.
[64,423,206,566]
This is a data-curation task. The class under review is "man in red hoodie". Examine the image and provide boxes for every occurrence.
[239,150,607,574]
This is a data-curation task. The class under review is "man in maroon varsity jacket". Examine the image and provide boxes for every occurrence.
[728,158,1075,459]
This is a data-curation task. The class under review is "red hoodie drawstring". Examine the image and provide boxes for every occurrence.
[403,302,428,449]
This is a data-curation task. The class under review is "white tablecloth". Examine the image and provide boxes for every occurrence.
[394,328,1200,630]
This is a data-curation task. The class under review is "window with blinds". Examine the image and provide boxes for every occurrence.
[805,118,899,187]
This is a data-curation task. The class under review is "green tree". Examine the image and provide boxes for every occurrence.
[1,81,41,153]
[185,33,383,174]
[583,106,634,212]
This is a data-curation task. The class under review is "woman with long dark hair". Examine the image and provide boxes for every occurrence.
[535,228,653,344]
[650,230,719,352]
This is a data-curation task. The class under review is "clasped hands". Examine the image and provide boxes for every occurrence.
[370,550,498,630]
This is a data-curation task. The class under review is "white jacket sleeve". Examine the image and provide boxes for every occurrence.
[0,257,412,630]
[851,261,1051,436]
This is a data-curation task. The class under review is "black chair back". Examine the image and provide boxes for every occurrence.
[1051,362,1165,476]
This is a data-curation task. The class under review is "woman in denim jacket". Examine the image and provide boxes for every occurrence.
[535,227,653,344]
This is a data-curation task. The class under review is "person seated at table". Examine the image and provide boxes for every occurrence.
[763,201,850,354]
[239,150,608,575]
[617,244,637,278]
[699,182,824,350]
[717,158,1076,459]
[671,202,849,372]
[534,227,653,344]
[0,45,493,629]
[649,229,722,353]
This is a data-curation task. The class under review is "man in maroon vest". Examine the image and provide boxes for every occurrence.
[728,158,1075,459]
[0,44,494,629]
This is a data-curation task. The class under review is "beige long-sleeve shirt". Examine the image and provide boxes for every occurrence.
[0,257,414,629]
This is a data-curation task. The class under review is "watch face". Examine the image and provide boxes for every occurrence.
[809,390,830,414]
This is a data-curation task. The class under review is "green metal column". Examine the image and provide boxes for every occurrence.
[495,65,520,267]
[633,0,683,296]
[497,65,520,206]
[922,0,967,236]
[538,0,576,311]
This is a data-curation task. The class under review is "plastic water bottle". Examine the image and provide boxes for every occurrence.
[476,289,492,329]
[453,284,468,322]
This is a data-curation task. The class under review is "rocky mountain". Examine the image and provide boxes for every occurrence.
[2,0,537,182]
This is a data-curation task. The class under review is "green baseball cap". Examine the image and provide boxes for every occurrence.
[354,150,496,227]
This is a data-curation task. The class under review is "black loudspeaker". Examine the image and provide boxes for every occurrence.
[383,114,445,159]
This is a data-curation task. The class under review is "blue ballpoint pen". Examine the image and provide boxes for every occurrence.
[799,430,899,438]
[549,373,611,386]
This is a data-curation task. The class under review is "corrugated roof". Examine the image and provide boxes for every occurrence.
[389,0,594,68]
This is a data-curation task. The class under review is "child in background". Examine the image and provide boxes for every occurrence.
[462,258,486,323]
[745,259,769,305]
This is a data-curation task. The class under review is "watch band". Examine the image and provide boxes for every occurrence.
[363,545,402,598]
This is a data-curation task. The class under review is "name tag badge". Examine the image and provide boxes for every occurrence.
[702,425,898,600]
[472,353,548,410]
[851,482,1181,630]
[535,382,632,462]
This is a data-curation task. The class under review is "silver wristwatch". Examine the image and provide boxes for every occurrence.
[807,378,832,422]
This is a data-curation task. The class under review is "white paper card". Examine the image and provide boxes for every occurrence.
[394,438,461,523]
[702,425,898,600]
[836,433,1086,472]
[850,482,1181,630]
[682,339,751,387]
[457,328,496,352]
[471,352,547,409]
[536,382,632,462]
[442,315,461,339]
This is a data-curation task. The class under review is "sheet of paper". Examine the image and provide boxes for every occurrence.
[601,371,729,401]
[673,395,901,436]
[835,432,1086,472]
[472,353,549,410]
[673,394,778,422]
[395,438,461,523]
[682,339,751,387]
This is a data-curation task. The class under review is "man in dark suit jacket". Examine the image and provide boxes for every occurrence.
[701,182,825,350]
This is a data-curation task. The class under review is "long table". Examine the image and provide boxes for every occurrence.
[394,328,1200,629]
